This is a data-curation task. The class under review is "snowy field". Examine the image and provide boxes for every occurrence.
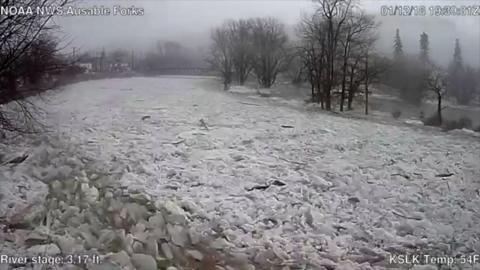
[1,76,480,269]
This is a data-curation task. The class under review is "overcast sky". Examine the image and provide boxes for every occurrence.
[55,0,480,67]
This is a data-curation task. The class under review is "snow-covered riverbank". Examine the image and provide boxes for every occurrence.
[1,77,479,270]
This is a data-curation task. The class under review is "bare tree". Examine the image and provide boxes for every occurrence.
[297,0,386,116]
[427,70,446,125]
[209,26,234,90]
[284,45,304,85]
[0,0,70,133]
[298,39,318,102]
[227,19,253,85]
[362,52,387,115]
[339,12,376,111]
[314,0,353,110]
[18,33,75,95]
[297,14,327,107]
[249,17,288,88]
[364,48,370,115]
[346,54,361,110]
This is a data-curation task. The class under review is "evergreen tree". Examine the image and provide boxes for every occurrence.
[447,39,473,104]
[393,28,403,60]
[452,38,463,68]
[419,32,429,67]
[389,28,407,96]
[414,32,430,105]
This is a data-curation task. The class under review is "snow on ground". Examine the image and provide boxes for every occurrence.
[2,76,480,269]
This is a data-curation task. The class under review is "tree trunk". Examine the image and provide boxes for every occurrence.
[365,84,369,115]
[325,55,333,111]
[347,64,356,110]
[340,76,346,112]
[326,20,334,112]
[318,77,323,108]
[315,65,323,108]
[364,51,369,115]
[340,43,349,112]
[325,81,331,111]
[348,85,355,110]
[237,66,245,85]
[310,72,315,102]
[223,70,232,90]
[437,94,442,125]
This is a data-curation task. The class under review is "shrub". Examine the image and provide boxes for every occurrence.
[391,110,402,119]
[422,114,441,127]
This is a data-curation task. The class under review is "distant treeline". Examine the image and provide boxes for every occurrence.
[208,0,480,115]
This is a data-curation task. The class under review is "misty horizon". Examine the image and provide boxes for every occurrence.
[54,0,479,68]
